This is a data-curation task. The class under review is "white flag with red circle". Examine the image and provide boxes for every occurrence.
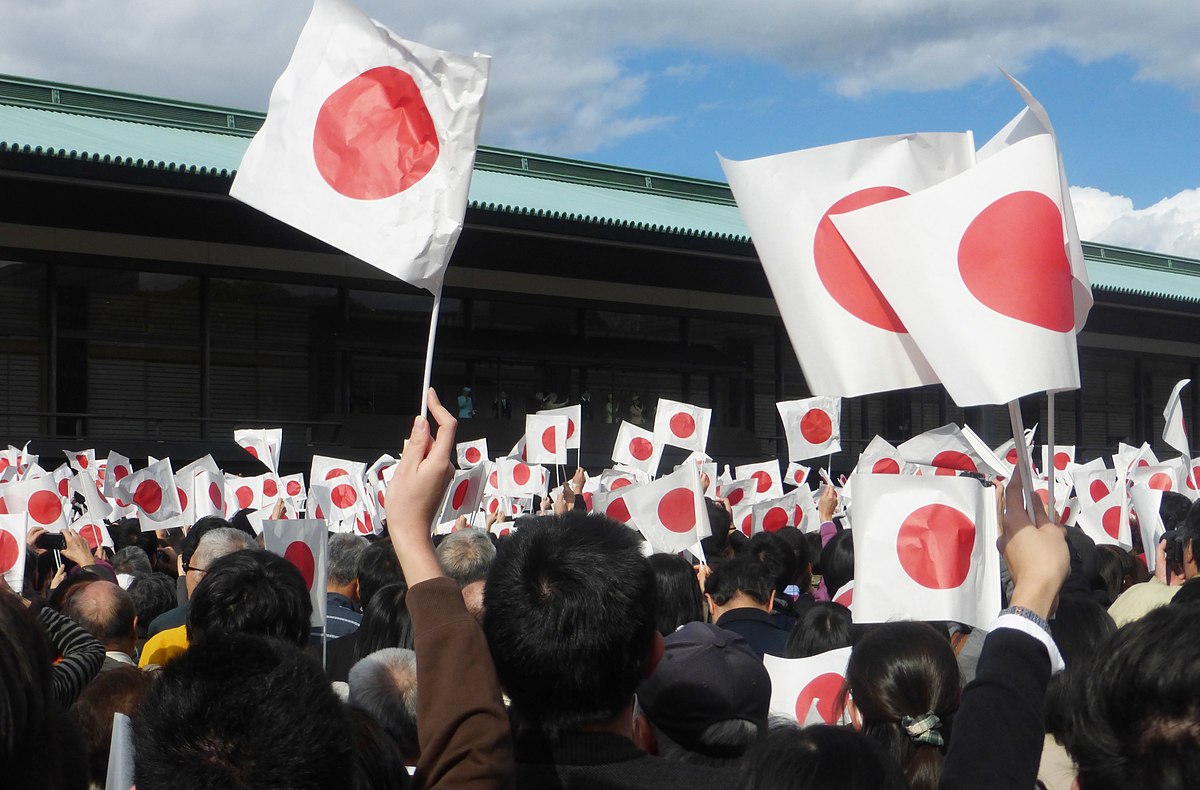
[310,455,367,489]
[599,468,646,493]
[717,478,758,509]
[1040,445,1076,476]
[731,503,754,538]
[899,425,988,477]
[456,439,489,469]
[63,449,96,476]
[623,462,711,554]
[831,132,1085,407]
[763,647,852,725]
[1075,468,1130,549]
[831,581,854,610]
[525,414,568,465]
[854,436,904,476]
[71,470,113,522]
[279,473,308,508]
[1130,464,1180,496]
[440,464,488,523]
[51,464,75,503]
[226,473,272,514]
[612,421,662,476]
[653,399,712,453]
[733,460,783,503]
[0,514,27,592]
[71,515,113,553]
[118,460,184,530]
[720,133,974,398]
[1129,482,1166,572]
[229,0,491,294]
[1163,379,1191,458]
[752,490,814,535]
[496,458,543,498]
[784,462,813,489]
[852,474,1001,628]
[538,405,583,451]
[234,428,282,474]
[0,476,69,533]
[263,519,328,629]
[309,473,372,534]
[189,469,227,520]
[777,397,841,461]
[590,488,636,527]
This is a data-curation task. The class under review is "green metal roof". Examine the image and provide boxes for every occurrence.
[1,73,1199,301]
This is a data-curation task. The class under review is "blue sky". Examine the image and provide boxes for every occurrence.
[3,1,1200,256]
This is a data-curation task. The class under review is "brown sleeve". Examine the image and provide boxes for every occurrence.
[409,576,513,790]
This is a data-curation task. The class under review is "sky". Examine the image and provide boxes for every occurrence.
[3,0,1200,257]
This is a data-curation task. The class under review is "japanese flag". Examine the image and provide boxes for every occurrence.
[852,474,1001,629]
[51,464,75,502]
[1129,482,1166,572]
[778,397,841,461]
[226,473,275,513]
[230,0,491,294]
[653,399,712,453]
[310,474,372,534]
[612,421,662,476]
[192,469,228,520]
[1041,445,1076,476]
[506,436,527,462]
[1163,379,1191,458]
[70,470,112,522]
[752,490,814,534]
[763,647,852,725]
[1131,464,1180,496]
[263,519,328,629]
[103,451,134,499]
[367,454,397,487]
[538,405,583,450]
[0,476,69,533]
[899,425,988,477]
[496,458,544,498]
[234,428,282,473]
[175,454,222,483]
[958,425,1011,480]
[785,462,813,488]
[525,414,568,465]
[831,132,1085,406]
[63,449,96,475]
[280,473,308,508]
[440,464,488,523]
[70,515,113,553]
[0,514,27,593]
[733,460,783,503]
[854,436,904,476]
[623,462,711,554]
[591,488,635,527]
[456,439,489,469]
[720,133,974,398]
[119,460,184,530]
[831,581,854,610]
[1073,469,1130,549]
[599,468,646,493]
[311,455,367,489]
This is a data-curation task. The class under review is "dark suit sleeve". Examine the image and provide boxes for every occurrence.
[940,628,1051,790]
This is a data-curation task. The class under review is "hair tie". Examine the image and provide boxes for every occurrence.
[900,713,944,747]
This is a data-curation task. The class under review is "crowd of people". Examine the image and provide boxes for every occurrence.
[3,388,1200,789]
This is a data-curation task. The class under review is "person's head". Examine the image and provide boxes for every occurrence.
[357,539,406,611]
[701,499,733,559]
[73,666,155,788]
[328,532,367,600]
[436,529,496,587]
[647,553,705,637]
[187,549,311,647]
[127,573,179,638]
[347,706,412,790]
[348,647,420,761]
[0,590,51,767]
[353,583,414,661]
[1065,603,1200,789]
[1044,594,1117,737]
[745,532,798,597]
[1170,576,1200,608]
[112,545,154,578]
[772,527,812,594]
[636,622,769,766]
[62,580,137,655]
[844,621,960,790]
[482,511,658,737]
[1094,546,1126,606]
[1177,500,1200,579]
[1160,491,1192,531]
[819,531,854,598]
[134,632,352,790]
[177,516,233,569]
[704,554,774,620]
[785,602,853,659]
[737,724,909,790]
[184,526,256,596]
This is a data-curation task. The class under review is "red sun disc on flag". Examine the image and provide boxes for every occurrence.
[245,445,260,460]
[793,468,807,484]
[1054,452,1070,471]
[611,477,633,491]
[669,412,696,439]
[814,186,910,333]
[1089,480,1110,502]
[313,66,440,200]
[512,464,531,486]
[605,498,632,524]
[79,524,103,550]
[871,458,900,475]
[331,484,358,509]
[762,507,788,533]
[566,419,576,439]
[931,451,977,473]
[57,478,70,498]
[1005,448,1018,464]
[325,468,348,481]
[629,437,654,462]
[1148,473,1173,491]
[465,447,482,464]
[451,480,470,510]
[1102,506,1122,539]
[236,486,255,510]
[896,503,975,589]
[488,471,499,489]
[113,465,130,482]
[177,488,189,512]
[834,586,853,608]
[800,409,833,445]
[357,514,373,535]
[287,480,302,497]
[795,672,845,724]
[76,454,89,469]
[487,497,499,514]
[0,530,20,572]
[752,471,773,494]
[284,541,316,590]
[740,512,753,537]
[131,482,163,516]
[377,490,386,509]
[264,479,279,498]
[726,487,745,505]
[658,488,696,533]
[541,427,557,454]
[209,482,224,509]
[957,191,1074,332]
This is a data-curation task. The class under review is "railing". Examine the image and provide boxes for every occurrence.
[0,411,343,445]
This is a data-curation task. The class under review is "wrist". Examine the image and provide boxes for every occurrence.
[1007,584,1057,621]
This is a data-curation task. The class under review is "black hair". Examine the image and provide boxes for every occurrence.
[1160,491,1192,531]
[773,526,812,593]
[1170,576,1200,608]
[647,553,705,636]
[745,532,798,595]
[785,602,852,659]
[844,621,959,790]
[347,706,412,790]
[134,632,352,790]
[705,554,773,607]
[1093,547,1125,606]
[803,532,824,575]
[1065,603,1200,789]
[73,665,155,787]
[819,531,854,598]
[1044,594,1116,737]
[127,573,179,638]
[177,516,234,566]
[482,511,656,736]
[737,723,908,790]
[186,549,312,647]
[701,498,732,559]
[1178,500,1200,572]
[353,583,414,661]
[357,539,406,612]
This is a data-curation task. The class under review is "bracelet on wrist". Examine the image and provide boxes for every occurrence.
[1000,605,1051,634]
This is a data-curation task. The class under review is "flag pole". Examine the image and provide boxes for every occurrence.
[1007,400,1039,521]
[1046,391,1056,520]
[419,287,444,421]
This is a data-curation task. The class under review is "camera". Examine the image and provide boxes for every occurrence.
[34,532,67,551]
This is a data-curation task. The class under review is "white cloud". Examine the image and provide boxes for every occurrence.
[1071,186,1200,259]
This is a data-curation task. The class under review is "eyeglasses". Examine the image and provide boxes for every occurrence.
[182,563,206,575]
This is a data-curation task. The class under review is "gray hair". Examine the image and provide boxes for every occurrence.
[348,648,419,757]
[435,530,496,587]
[192,527,257,570]
[328,533,367,586]
[112,546,154,577]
